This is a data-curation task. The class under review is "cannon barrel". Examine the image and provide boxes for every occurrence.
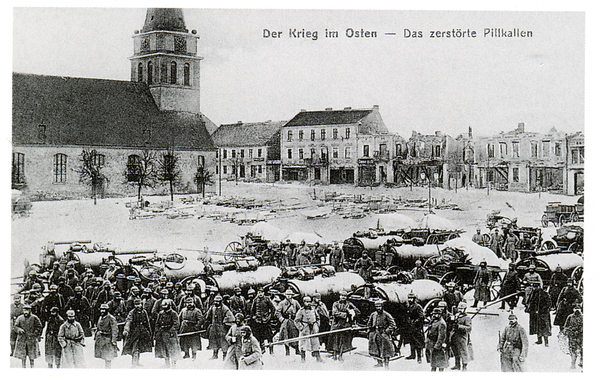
[351,279,444,305]
[386,245,440,269]
[207,266,282,293]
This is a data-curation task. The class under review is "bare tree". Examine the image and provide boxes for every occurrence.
[125,150,157,201]
[157,150,181,201]
[194,166,214,198]
[75,149,108,205]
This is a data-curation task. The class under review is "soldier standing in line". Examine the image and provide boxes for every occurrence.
[563,301,583,369]
[554,278,582,332]
[442,282,464,313]
[523,264,543,305]
[44,307,64,368]
[224,313,246,369]
[94,303,118,368]
[295,296,323,363]
[499,263,520,310]
[548,265,569,310]
[58,309,85,368]
[331,290,359,361]
[329,241,345,272]
[472,227,485,246]
[10,295,23,356]
[122,298,153,367]
[426,307,448,372]
[472,261,492,308]
[179,297,204,360]
[405,291,425,363]
[526,282,552,347]
[367,300,396,369]
[229,287,246,317]
[355,251,374,282]
[13,304,43,368]
[449,302,471,371]
[154,299,181,368]
[504,232,519,262]
[250,288,276,354]
[498,313,528,372]
[238,326,263,369]
[276,289,301,356]
[65,285,92,337]
[206,294,235,360]
[411,260,428,280]
[313,293,331,351]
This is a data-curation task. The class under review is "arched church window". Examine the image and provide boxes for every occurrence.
[184,63,190,86]
[170,62,177,84]
[147,61,153,84]
[138,63,143,82]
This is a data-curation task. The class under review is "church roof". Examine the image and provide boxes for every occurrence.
[141,8,187,33]
[12,73,214,151]
[211,120,286,147]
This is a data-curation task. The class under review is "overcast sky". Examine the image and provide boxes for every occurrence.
[12,7,584,138]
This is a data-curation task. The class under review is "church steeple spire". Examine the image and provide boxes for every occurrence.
[130,8,203,114]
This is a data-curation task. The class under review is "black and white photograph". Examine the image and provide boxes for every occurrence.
[9,3,589,372]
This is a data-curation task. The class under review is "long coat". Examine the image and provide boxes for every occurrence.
[154,309,181,360]
[239,335,263,369]
[450,313,472,363]
[548,272,569,309]
[405,302,425,349]
[354,257,374,281]
[44,314,64,364]
[179,307,204,352]
[367,310,396,358]
[250,296,275,343]
[65,295,92,337]
[122,308,153,356]
[276,298,301,347]
[95,313,118,360]
[426,318,448,368]
[498,323,528,372]
[564,310,583,355]
[331,300,359,353]
[554,286,582,328]
[224,324,244,369]
[527,287,552,336]
[13,313,43,360]
[499,270,520,298]
[58,320,85,368]
[295,307,321,352]
[473,267,492,303]
[206,304,235,351]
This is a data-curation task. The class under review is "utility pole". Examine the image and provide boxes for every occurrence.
[218,148,222,196]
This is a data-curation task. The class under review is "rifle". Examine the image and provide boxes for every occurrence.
[265,326,367,347]
[177,330,206,337]
[470,291,523,319]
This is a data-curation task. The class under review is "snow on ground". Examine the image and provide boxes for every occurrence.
[10,182,582,371]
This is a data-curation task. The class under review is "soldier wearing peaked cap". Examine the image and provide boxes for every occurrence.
[426,307,448,371]
[13,304,43,368]
[44,306,64,368]
[449,302,471,371]
[122,298,153,366]
[331,290,360,361]
[276,288,301,356]
[295,296,322,363]
[523,263,543,305]
[472,261,492,308]
[498,313,528,372]
[65,285,93,337]
[58,309,85,368]
[229,286,246,317]
[154,299,181,368]
[367,299,395,368]
[250,288,276,354]
[442,282,464,314]
[41,283,64,324]
[405,291,425,363]
[179,297,204,359]
[206,294,235,360]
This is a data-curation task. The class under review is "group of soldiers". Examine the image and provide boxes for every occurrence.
[472,228,536,263]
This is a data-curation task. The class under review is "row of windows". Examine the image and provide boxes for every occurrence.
[217,164,264,177]
[137,61,191,86]
[286,128,352,142]
[12,152,205,184]
[141,35,187,54]
[219,148,263,160]
[287,147,353,160]
[487,141,563,159]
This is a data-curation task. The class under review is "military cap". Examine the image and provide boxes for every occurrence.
[257,288,265,293]
[53,262,60,267]
[100,303,110,310]
[432,307,442,314]
[131,286,140,292]
[187,284,195,291]
[214,295,223,302]
[339,290,348,297]
[247,288,256,294]
[303,296,312,303]
[126,275,137,282]
[438,301,447,308]
[529,263,536,269]
[166,282,174,288]
[99,264,109,270]
[116,273,126,279]
[50,284,58,291]
[313,293,322,299]
[66,310,76,317]
[143,287,152,293]
[458,302,467,309]
[415,260,422,265]
[285,289,295,296]
[50,306,59,313]
[32,283,42,290]
[241,325,252,333]
[134,298,142,305]
[161,299,171,307]
[206,285,217,292]
[374,299,385,306]
[234,286,241,292]
[86,268,94,274]
[235,313,244,320]
[480,260,487,266]
[23,304,32,309]
[160,289,169,295]
[66,261,75,267]
[446,282,456,288]
[74,286,83,292]
[58,276,66,282]
[508,313,518,320]
[185,297,195,303]
[407,291,416,298]
[269,289,280,295]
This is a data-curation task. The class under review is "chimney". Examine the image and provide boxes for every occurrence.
[373,105,379,109]
[344,107,352,110]
[517,122,525,133]
[300,109,306,112]
[468,126,473,139]
[237,121,242,124]
[325,107,333,111]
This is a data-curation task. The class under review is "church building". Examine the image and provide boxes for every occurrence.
[12,8,217,200]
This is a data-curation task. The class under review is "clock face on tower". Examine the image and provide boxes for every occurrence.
[141,37,150,52]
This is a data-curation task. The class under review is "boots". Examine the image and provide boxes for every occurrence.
[164,358,171,368]
[462,364,468,371]
[452,356,461,370]
[375,359,384,367]
[535,336,543,345]
[132,352,140,366]
[211,350,219,360]
[314,351,323,363]
[285,346,290,356]
[48,364,53,368]
[384,358,389,369]
[570,357,577,370]
[269,345,274,355]
[300,351,306,363]
[406,347,416,360]
[544,336,549,347]
[223,352,227,361]
[21,359,27,368]
[417,349,422,363]
[339,352,344,362]
[471,300,478,308]
[332,353,338,361]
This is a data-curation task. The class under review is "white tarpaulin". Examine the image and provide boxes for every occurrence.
[418,214,458,231]
[376,213,417,231]
[249,222,287,241]
[376,279,445,303]
[443,237,509,270]
[535,253,583,272]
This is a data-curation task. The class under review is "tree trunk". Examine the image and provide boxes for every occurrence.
[170,180,174,202]
[138,183,142,201]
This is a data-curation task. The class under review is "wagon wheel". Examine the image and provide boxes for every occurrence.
[424,298,442,317]
[541,214,549,228]
[570,266,583,284]
[482,234,491,247]
[568,241,582,253]
[490,273,503,301]
[447,233,459,241]
[440,272,461,287]
[540,240,557,252]
[559,214,568,226]
[577,276,584,295]
[426,235,439,245]
[139,263,164,283]
[225,241,243,253]
[570,213,580,223]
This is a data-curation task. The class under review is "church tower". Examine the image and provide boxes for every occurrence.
[130,8,202,113]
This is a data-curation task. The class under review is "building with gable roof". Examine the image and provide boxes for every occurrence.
[12,8,217,200]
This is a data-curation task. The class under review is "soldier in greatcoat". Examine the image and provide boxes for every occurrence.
[10,295,23,356]
[563,302,583,369]
[179,297,204,359]
[122,298,153,366]
[472,261,492,308]
[554,279,582,331]
[44,307,64,368]
[238,325,263,369]
[206,294,235,360]
[410,260,428,280]
[229,287,246,317]
[224,313,246,369]
[313,293,331,350]
[355,251,374,282]
[329,241,345,272]
[41,284,64,323]
[331,290,359,361]
[426,307,448,371]
[499,262,520,310]
[13,304,43,368]
[276,289,301,356]
[548,265,569,309]
[367,299,396,368]
[405,291,425,363]
[498,313,528,372]
[523,263,543,305]
[57,309,85,368]
[154,299,181,368]
[448,302,471,371]
[442,282,464,313]
[250,288,276,354]
[108,290,128,340]
[65,285,92,337]
[94,303,118,368]
[504,232,519,262]
[295,296,323,363]
[526,282,552,346]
